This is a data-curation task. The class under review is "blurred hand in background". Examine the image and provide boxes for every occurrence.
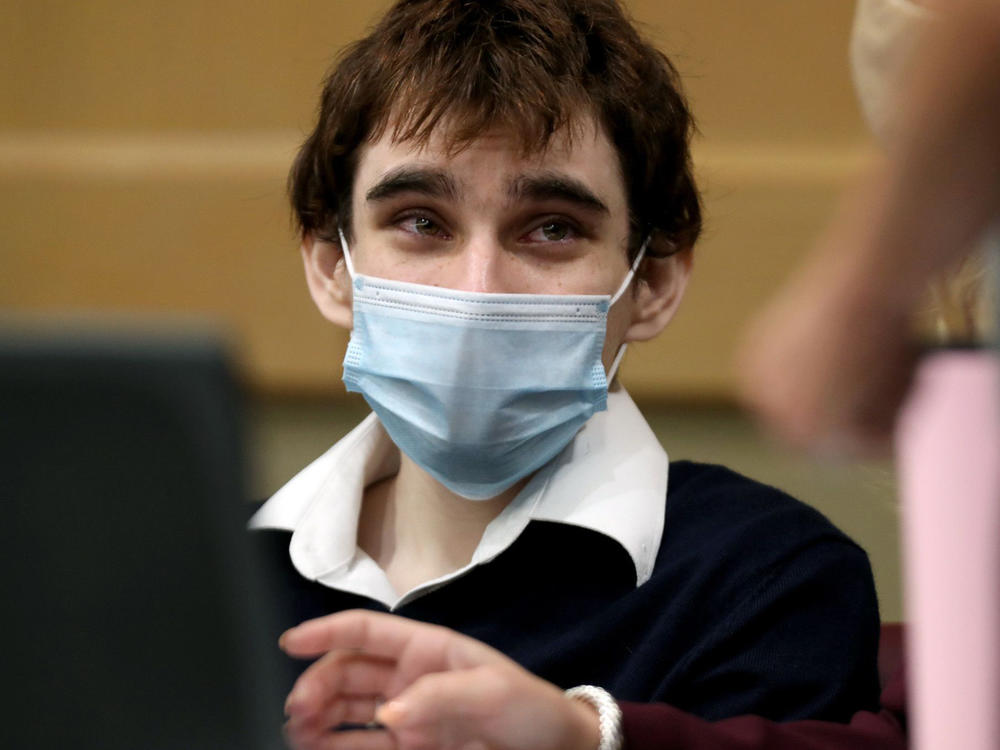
[739,0,1000,454]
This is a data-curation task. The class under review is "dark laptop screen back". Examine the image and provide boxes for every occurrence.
[0,326,285,750]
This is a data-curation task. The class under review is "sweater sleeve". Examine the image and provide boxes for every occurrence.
[618,667,906,750]
[670,537,882,722]
[649,463,882,724]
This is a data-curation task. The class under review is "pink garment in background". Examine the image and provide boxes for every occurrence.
[896,349,1000,750]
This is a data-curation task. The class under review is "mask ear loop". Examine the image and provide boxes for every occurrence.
[609,235,650,306]
[607,235,651,381]
[337,227,357,281]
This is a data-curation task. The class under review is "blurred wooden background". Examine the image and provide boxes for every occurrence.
[1,0,875,398]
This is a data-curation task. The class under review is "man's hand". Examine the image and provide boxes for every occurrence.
[280,610,601,750]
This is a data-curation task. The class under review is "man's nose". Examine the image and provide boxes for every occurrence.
[450,235,510,293]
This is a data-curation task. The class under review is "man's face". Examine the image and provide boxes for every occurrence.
[347,117,637,369]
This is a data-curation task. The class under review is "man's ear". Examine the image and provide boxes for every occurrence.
[625,245,693,342]
[301,233,353,329]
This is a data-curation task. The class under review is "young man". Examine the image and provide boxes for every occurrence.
[251,1,897,747]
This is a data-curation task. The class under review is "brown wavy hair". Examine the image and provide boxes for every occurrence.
[289,0,701,262]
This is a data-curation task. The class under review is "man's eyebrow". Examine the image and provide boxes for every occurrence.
[507,173,610,215]
[365,167,459,203]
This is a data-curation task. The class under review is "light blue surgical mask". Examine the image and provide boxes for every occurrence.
[338,228,647,499]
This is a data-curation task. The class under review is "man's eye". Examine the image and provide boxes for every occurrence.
[542,222,570,241]
[526,221,574,242]
[401,215,444,236]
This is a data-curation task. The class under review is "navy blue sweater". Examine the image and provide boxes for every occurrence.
[252,460,881,723]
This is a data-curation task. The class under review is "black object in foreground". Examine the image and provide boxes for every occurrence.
[0,322,287,750]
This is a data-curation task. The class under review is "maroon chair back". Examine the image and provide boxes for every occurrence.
[878,622,905,689]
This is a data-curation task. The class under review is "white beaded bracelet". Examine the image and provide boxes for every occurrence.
[564,685,623,750]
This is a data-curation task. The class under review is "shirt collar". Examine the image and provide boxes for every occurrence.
[249,389,667,608]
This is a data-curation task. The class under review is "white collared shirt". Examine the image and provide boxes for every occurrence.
[249,388,668,610]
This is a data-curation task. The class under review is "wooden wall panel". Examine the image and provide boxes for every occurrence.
[1,0,875,399]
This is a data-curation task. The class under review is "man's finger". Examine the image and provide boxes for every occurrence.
[313,696,386,730]
[282,610,439,659]
[377,666,517,736]
[282,610,493,669]
[284,720,397,750]
[287,651,396,715]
